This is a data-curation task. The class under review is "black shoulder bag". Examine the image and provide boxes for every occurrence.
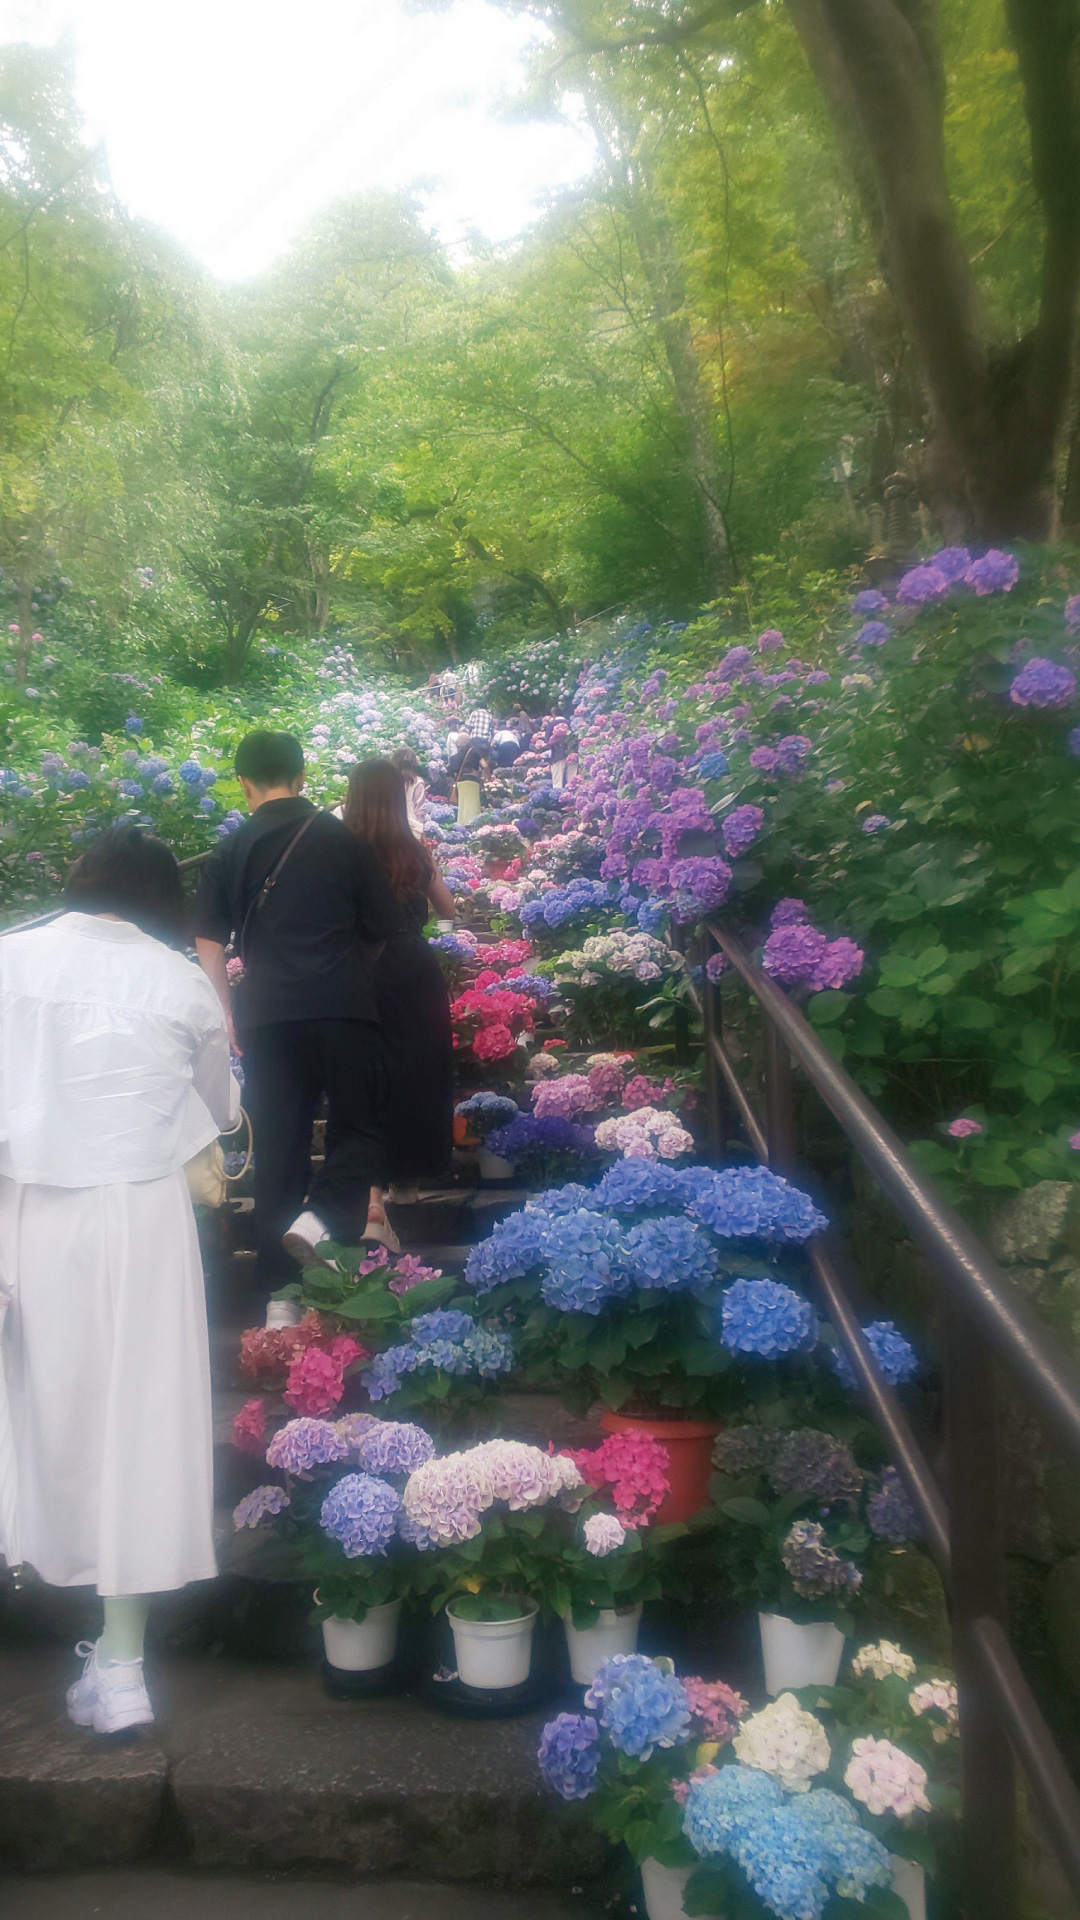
[238,812,318,964]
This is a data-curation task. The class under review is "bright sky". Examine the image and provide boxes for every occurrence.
[4,0,593,278]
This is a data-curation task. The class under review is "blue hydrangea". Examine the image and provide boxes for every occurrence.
[410,1309,475,1344]
[355,1421,435,1475]
[124,714,144,733]
[117,779,144,799]
[464,1211,546,1292]
[686,1165,827,1243]
[684,1764,782,1857]
[623,1215,719,1293]
[539,1208,630,1314]
[685,1772,890,1920]
[526,1182,597,1216]
[594,1159,689,1213]
[583,1655,691,1759]
[636,898,668,933]
[832,1320,918,1390]
[319,1473,401,1557]
[697,751,729,779]
[537,1713,600,1801]
[721,1278,817,1358]
[151,773,174,794]
[178,759,204,783]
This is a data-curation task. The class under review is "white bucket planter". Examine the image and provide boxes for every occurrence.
[889,1856,927,1920]
[563,1603,643,1685]
[321,1598,402,1672]
[478,1147,516,1181]
[759,1611,845,1695]
[448,1598,538,1689]
[640,1858,691,1920]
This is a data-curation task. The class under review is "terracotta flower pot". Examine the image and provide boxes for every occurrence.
[599,1410,721,1525]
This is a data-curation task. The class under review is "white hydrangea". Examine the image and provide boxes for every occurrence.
[908,1678,959,1739]
[851,1640,916,1683]
[732,1692,831,1792]
[583,1513,627,1557]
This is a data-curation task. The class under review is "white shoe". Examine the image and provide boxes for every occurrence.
[66,1641,154,1735]
[282,1210,332,1265]
[362,1209,401,1256]
[264,1298,303,1329]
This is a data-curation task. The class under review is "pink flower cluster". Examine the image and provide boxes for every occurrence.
[567,1431,670,1527]
[232,1397,267,1454]
[844,1737,930,1818]
[283,1334,366,1416]
[402,1440,584,1547]
[622,1072,674,1111]
[682,1676,750,1744]
[451,984,537,1063]
[595,1106,693,1160]
[389,1254,442,1295]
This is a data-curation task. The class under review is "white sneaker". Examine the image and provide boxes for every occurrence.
[264,1298,303,1329]
[66,1641,154,1735]
[282,1210,332,1265]
[362,1209,401,1256]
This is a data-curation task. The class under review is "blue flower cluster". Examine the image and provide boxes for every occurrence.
[525,1182,597,1216]
[483,971,555,999]
[594,1160,688,1213]
[354,1421,435,1476]
[684,1771,892,1920]
[623,1215,718,1293]
[867,1465,920,1544]
[583,1654,691,1760]
[831,1319,918,1390]
[319,1473,401,1558]
[487,1113,598,1166]
[721,1278,818,1358]
[539,1207,630,1313]
[430,930,477,958]
[520,878,619,929]
[685,1165,827,1243]
[537,1712,600,1801]
[364,1311,514,1401]
[455,1091,520,1138]
[465,1211,547,1292]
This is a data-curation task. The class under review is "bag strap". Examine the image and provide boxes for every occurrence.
[238,811,318,962]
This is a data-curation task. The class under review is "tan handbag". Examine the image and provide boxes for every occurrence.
[185,1109,252,1208]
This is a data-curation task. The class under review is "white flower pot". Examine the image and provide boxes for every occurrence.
[758,1611,845,1695]
[562,1603,643,1685]
[320,1599,402,1672]
[478,1147,516,1180]
[640,1857,691,1920]
[448,1598,538,1689]
[889,1856,927,1920]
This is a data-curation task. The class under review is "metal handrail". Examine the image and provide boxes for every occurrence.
[692,916,1080,1920]
[0,848,213,939]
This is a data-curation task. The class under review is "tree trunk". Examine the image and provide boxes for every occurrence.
[223,605,262,686]
[785,0,1080,541]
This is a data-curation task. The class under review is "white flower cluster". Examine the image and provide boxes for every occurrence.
[401,1439,584,1549]
[732,1692,831,1792]
[851,1640,916,1683]
[595,1106,694,1162]
[908,1678,959,1739]
[554,930,681,987]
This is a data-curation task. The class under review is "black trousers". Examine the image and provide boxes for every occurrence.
[240,1019,387,1287]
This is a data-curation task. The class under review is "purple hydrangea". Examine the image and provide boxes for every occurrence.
[1066,594,1080,634]
[965,549,1019,595]
[763,923,827,984]
[749,746,779,773]
[897,565,949,605]
[720,1278,817,1358]
[233,1485,291,1528]
[355,1422,436,1475]
[768,1429,864,1506]
[771,898,809,928]
[722,804,764,858]
[758,629,784,652]
[852,590,887,615]
[319,1472,401,1557]
[855,622,891,648]
[809,937,864,990]
[1009,657,1076,710]
[584,1654,691,1759]
[832,1320,918,1391]
[538,1713,600,1800]
[781,1519,863,1598]
[266,1418,351,1475]
[867,1466,920,1544]
[706,950,727,983]
[861,814,890,834]
[668,854,733,922]
[929,546,971,581]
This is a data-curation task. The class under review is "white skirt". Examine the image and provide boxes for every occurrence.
[0,1171,217,1595]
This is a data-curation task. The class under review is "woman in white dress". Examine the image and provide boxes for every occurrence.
[0,827,239,1734]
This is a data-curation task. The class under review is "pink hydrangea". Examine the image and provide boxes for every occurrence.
[472,1022,516,1062]
[282,1334,365,1417]
[844,1737,930,1818]
[532,1073,597,1120]
[622,1073,674,1111]
[232,1397,267,1454]
[682,1676,750,1743]
[389,1255,442,1295]
[947,1117,983,1139]
[568,1431,670,1526]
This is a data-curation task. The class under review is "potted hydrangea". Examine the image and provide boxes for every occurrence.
[707,1424,922,1693]
[537,1652,750,1920]
[232,1414,436,1690]
[463,1160,827,1523]
[401,1438,587,1694]
[454,1091,521,1179]
[484,1110,601,1187]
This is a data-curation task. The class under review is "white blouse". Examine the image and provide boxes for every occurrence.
[0,913,239,1186]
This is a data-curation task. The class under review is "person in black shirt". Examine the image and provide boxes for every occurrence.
[193,731,403,1312]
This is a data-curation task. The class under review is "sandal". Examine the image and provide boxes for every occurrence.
[362,1206,401,1256]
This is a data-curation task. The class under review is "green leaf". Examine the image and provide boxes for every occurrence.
[944,995,996,1029]
[720,1496,771,1527]
[807,991,850,1024]
[1021,1068,1056,1104]
[332,1288,401,1322]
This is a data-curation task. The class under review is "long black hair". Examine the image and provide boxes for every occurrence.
[64,825,188,947]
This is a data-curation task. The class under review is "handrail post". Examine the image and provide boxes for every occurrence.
[943,1299,1017,1920]
[762,1016,795,1173]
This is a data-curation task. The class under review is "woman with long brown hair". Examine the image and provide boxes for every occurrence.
[343,759,456,1209]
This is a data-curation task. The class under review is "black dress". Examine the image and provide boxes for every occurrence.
[371,893,454,1183]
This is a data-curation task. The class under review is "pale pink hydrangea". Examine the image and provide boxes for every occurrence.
[532,1073,598,1120]
[908,1678,959,1739]
[733,1693,830,1792]
[595,1106,694,1161]
[583,1513,627,1556]
[844,1737,930,1817]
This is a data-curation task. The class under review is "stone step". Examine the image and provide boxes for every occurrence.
[0,1644,613,1889]
[2,1869,595,1920]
